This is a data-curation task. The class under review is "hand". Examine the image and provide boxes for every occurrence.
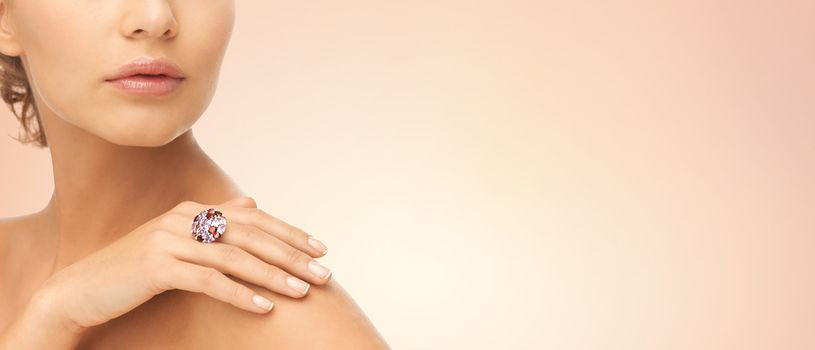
[30,197,333,335]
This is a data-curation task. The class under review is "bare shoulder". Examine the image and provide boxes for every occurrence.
[186,276,390,349]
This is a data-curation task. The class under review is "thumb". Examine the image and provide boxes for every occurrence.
[220,196,257,209]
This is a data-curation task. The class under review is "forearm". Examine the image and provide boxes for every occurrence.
[0,293,85,350]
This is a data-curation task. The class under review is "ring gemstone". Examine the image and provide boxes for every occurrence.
[191,208,227,243]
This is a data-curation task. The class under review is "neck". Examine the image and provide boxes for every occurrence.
[38,111,244,272]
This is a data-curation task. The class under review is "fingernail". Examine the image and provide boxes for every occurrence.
[308,260,332,279]
[252,294,274,311]
[286,276,311,294]
[308,236,328,255]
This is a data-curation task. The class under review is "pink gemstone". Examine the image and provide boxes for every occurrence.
[192,208,228,243]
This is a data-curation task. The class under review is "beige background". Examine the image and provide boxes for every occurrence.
[2,1,814,349]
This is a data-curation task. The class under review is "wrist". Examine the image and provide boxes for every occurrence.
[28,289,87,336]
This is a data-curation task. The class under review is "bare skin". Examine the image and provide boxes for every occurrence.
[0,0,388,348]
[0,130,388,349]
[0,197,387,349]
[0,128,389,350]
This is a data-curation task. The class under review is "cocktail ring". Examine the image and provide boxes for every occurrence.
[191,208,228,243]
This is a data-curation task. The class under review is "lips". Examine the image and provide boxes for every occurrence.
[105,74,184,97]
[105,56,185,81]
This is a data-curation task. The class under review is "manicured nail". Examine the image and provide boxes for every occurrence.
[308,236,328,255]
[286,276,311,294]
[308,260,332,279]
[252,294,274,311]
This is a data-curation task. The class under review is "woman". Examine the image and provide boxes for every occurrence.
[0,0,389,348]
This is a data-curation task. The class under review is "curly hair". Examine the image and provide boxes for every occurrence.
[0,53,45,148]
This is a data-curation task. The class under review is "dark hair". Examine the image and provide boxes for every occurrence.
[0,54,45,148]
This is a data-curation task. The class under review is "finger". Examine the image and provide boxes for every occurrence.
[160,260,275,314]
[220,196,257,209]
[218,222,332,284]
[156,213,332,286]
[175,201,328,258]
[165,233,312,298]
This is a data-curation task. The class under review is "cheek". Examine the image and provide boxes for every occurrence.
[16,0,99,78]
[181,3,236,80]
[16,0,138,98]
[18,2,113,132]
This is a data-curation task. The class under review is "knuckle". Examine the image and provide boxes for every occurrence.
[286,224,305,240]
[240,196,258,208]
[264,265,281,281]
[218,245,239,261]
[230,225,252,243]
[230,283,243,299]
[157,212,183,228]
[284,247,303,265]
[199,267,220,287]
[249,207,266,222]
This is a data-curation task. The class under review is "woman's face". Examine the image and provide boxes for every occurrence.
[0,0,235,147]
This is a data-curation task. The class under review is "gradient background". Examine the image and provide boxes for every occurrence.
[2,1,814,349]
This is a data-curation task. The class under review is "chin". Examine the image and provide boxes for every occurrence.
[98,125,186,148]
